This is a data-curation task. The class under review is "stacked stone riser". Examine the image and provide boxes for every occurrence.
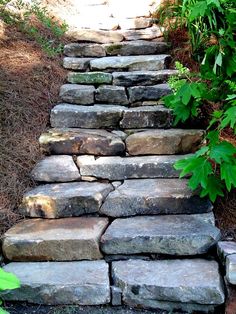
[1,4,225,312]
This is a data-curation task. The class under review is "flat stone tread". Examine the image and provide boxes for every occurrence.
[101,215,220,255]
[39,128,125,155]
[4,217,108,240]
[100,179,212,217]
[3,261,110,305]
[90,54,170,70]
[31,155,80,182]
[112,259,225,304]
[3,217,109,261]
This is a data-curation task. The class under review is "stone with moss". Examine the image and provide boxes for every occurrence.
[67,72,113,84]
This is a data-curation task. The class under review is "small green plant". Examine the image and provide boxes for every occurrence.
[0,0,68,57]
[0,268,20,314]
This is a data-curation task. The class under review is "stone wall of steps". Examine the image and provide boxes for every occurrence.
[1,7,226,313]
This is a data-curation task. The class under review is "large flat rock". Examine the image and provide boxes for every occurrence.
[63,57,93,71]
[112,259,225,311]
[128,84,171,102]
[66,28,124,44]
[100,179,212,217]
[3,217,108,261]
[104,40,168,56]
[120,26,163,40]
[118,17,152,30]
[39,128,125,156]
[90,55,170,71]
[101,215,221,255]
[59,85,95,105]
[51,104,124,128]
[31,155,80,182]
[226,254,236,285]
[113,70,177,87]
[20,182,113,218]
[95,85,129,104]
[126,129,204,155]
[77,155,185,180]
[3,261,110,305]
[67,72,112,84]
[64,43,106,57]
[121,105,172,129]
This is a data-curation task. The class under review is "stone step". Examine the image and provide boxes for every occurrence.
[50,104,172,129]
[60,83,171,105]
[64,41,169,57]
[77,155,185,180]
[112,70,177,86]
[90,55,170,71]
[66,28,124,44]
[3,217,109,261]
[67,72,113,84]
[112,259,225,312]
[100,178,212,217]
[20,181,113,218]
[3,261,110,305]
[31,155,80,182]
[39,128,126,156]
[119,25,163,41]
[101,215,221,255]
[125,129,204,155]
[59,84,95,105]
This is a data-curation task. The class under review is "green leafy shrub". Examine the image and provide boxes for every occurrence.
[0,268,20,314]
[0,0,68,56]
[159,0,236,202]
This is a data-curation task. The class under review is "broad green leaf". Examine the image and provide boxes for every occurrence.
[220,163,236,191]
[180,84,192,105]
[174,156,207,178]
[0,307,9,314]
[195,146,209,157]
[189,1,207,21]
[200,176,224,202]
[221,106,236,131]
[209,141,236,163]
[207,130,220,146]
[213,52,223,74]
[188,159,213,189]
[0,268,20,291]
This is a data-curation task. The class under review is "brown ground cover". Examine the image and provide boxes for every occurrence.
[0,20,66,236]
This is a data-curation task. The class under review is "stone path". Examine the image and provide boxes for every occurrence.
[2,0,225,313]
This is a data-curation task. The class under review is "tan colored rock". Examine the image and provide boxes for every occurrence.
[3,217,109,261]
[126,129,204,155]
[66,28,124,44]
[39,128,125,156]
[118,17,152,30]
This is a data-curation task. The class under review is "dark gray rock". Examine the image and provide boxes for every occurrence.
[104,40,168,56]
[128,84,171,103]
[39,128,125,156]
[113,70,177,87]
[3,261,110,305]
[120,106,172,129]
[63,57,93,71]
[112,259,225,311]
[64,43,106,57]
[125,129,204,155]
[90,55,170,71]
[77,155,184,180]
[3,217,108,261]
[100,178,212,217]
[31,155,80,182]
[101,215,220,255]
[95,85,129,104]
[59,85,95,105]
[50,104,124,128]
[111,286,122,306]
[67,72,112,84]
[20,181,113,218]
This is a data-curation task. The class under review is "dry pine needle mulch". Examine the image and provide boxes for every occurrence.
[0,21,66,236]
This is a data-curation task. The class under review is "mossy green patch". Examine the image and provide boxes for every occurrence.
[68,72,112,84]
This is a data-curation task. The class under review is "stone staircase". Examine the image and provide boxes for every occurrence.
[2,1,225,312]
